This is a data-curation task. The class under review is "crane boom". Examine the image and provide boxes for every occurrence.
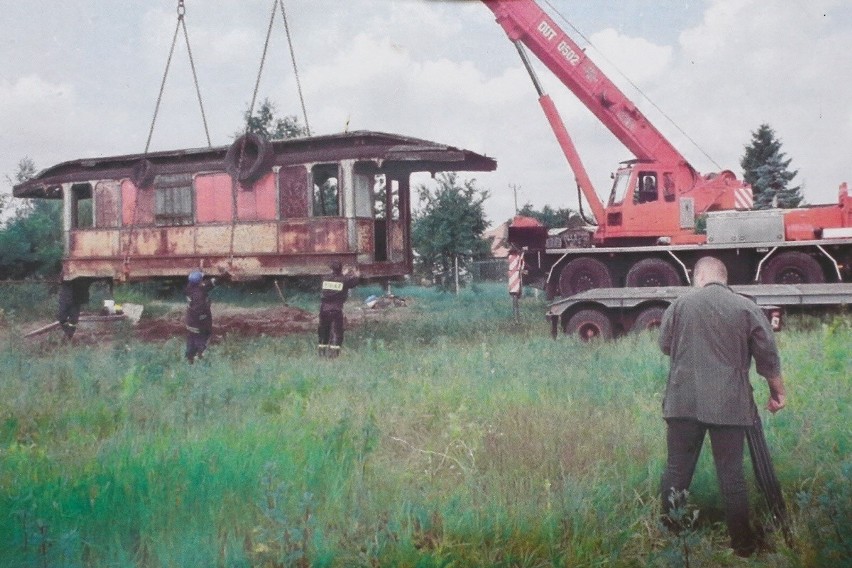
[482,0,689,168]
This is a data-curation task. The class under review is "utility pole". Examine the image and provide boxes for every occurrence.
[510,183,520,214]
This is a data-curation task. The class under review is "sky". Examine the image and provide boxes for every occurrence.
[2,0,851,226]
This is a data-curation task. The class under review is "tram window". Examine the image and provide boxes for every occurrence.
[353,170,373,218]
[312,164,340,217]
[71,183,93,229]
[154,174,193,226]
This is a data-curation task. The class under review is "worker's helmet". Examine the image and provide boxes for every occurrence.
[188,270,204,284]
[329,260,343,274]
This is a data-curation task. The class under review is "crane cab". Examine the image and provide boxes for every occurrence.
[599,161,703,245]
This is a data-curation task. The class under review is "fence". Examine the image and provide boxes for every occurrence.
[471,258,510,282]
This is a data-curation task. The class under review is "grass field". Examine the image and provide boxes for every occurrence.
[0,282,849,567]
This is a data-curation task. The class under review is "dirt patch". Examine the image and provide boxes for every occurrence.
[16,297,413,345]
[133,304,318,342]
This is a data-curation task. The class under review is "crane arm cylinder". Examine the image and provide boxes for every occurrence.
[537,94,607,226]
[512,41,607,225]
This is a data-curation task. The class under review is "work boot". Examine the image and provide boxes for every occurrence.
[733,543,757,558]
[328,346,341,359]
[317,345,328,358]
[61,322,77,339]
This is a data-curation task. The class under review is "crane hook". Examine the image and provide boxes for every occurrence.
[177,0,185,18]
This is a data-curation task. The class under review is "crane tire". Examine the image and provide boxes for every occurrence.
[130,158,155,188]
[558,257,612,297]
[631,305,666,333]
[225,133,273,185]
[564,309,613,341]
[761,251,825,284]
[625,258,681,287]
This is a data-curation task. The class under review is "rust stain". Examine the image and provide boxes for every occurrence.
[279,220,310,254]
[94,181,120,228]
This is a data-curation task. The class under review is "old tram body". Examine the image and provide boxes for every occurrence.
[13,131,496,296]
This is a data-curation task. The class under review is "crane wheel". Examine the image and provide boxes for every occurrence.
[761,251,825,284]
[631,305,666,333]
[564,309,613,341]
[225,133,273,185]
[625,258,681,287]
[558,258,612,297]
[130,159,155,188]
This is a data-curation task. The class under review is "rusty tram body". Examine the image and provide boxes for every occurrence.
[13,131,495,298]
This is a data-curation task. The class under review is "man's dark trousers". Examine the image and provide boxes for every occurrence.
[661,418,755,554]
[318,309,344,355]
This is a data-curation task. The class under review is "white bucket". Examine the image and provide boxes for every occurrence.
[103,299,115,314]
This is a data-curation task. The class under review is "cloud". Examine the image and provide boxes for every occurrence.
[3,0,851,224]
[0,76,79,172]
[665,0,852,202]
[0,75,75,126]
[588,28,673,85]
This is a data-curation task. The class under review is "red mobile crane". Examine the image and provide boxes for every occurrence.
[482,0,852,298]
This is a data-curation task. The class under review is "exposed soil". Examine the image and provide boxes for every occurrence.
[15,295,412,346]
[134,304,319,342]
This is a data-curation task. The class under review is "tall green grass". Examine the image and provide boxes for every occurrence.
[0,283,849,567]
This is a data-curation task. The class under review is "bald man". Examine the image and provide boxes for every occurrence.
[658,256,787,557]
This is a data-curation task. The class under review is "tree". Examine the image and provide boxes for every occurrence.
[741,124,802,209]
[412,173,490,283]
[755,153,804,209]
[239,98,309,140]
[1,156,37,222]
[517,203,583,229]
[0,158,63,279]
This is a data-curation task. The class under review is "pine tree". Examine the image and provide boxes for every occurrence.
[740,124,802,209]
[754,153,803,209]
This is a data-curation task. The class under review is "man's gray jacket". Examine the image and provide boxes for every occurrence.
[659,282,781,426]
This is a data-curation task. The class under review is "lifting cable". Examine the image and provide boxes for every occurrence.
[229,0,311,263]
[242,0,311,136]
[126,0,211,274]
[228,0,281,265]
[279,0,311,136]
[144,0,212,152]
[541,0,722,171]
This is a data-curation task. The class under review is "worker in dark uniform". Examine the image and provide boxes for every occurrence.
[57,280,90,339]
[317,260,359,358]
[658,256,786,557]
[185,270,217,363]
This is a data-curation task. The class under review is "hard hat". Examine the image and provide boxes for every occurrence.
[188,270,204,284]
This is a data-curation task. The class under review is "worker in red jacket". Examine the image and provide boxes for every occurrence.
[317,260,359,358]
[185,270,217,363]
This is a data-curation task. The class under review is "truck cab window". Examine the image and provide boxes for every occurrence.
[634,172,658,204]
[312,164,340,217]
[608,170,632,205]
